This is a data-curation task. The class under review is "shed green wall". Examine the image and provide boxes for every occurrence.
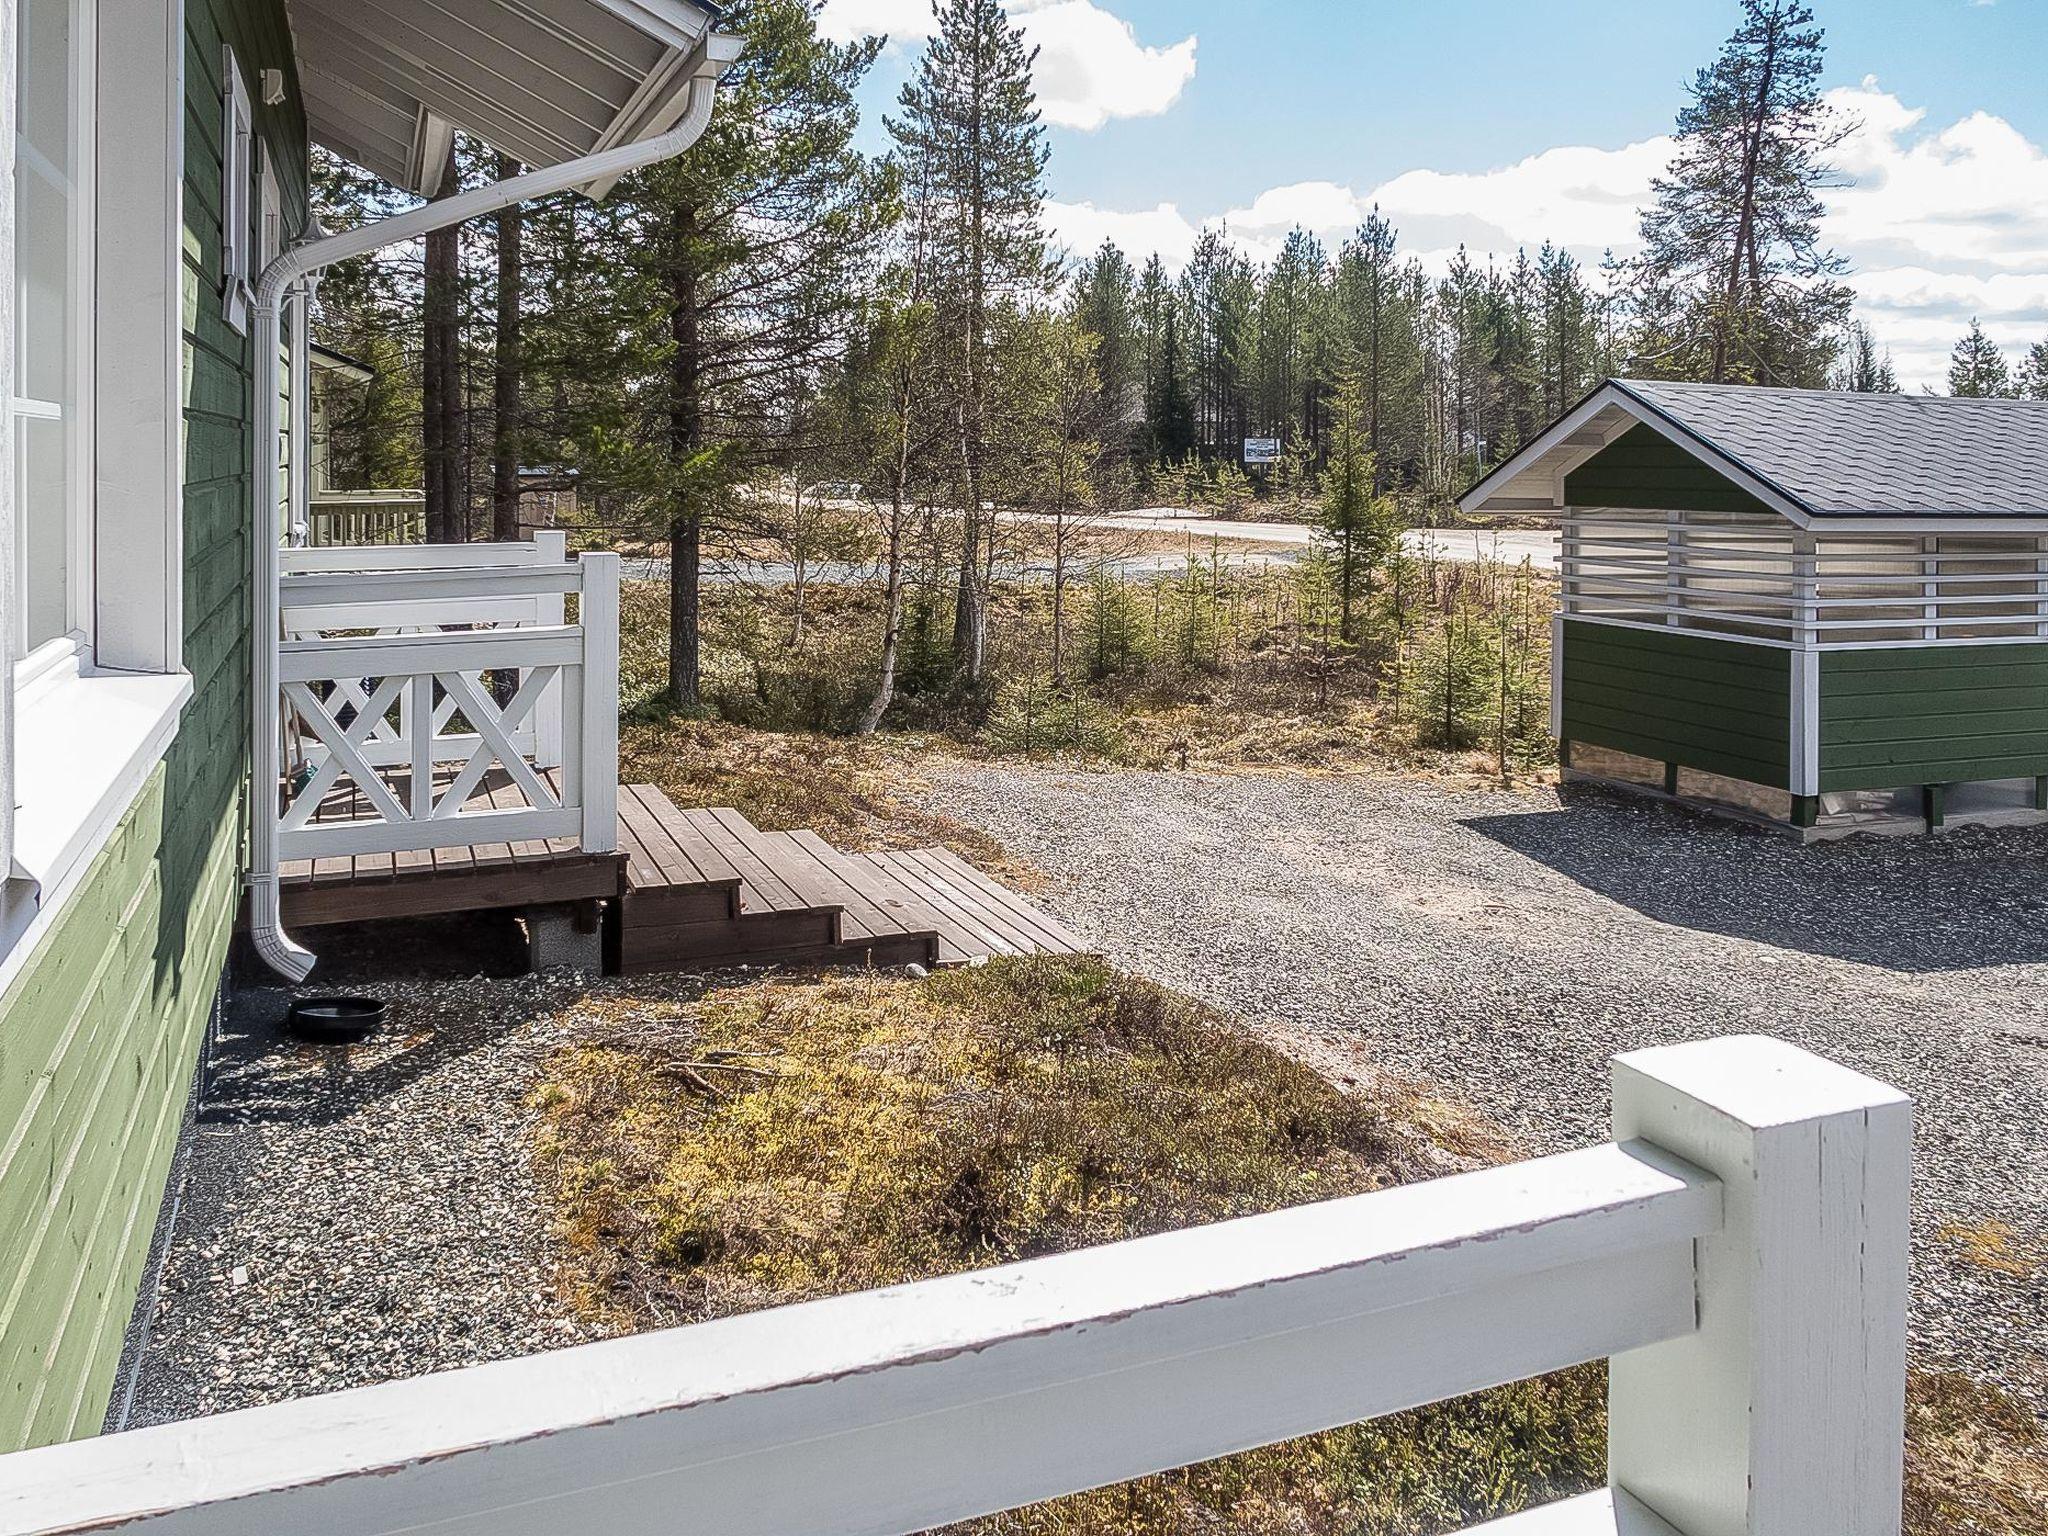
[1560,620,1793,789]
[1819,645,2048,791]
[0,0,304,1450]
[1565,424,1779,518]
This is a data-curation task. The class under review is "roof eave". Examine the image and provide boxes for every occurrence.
[1457,379,1819,528]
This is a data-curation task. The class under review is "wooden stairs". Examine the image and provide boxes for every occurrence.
[609,784,1087,977]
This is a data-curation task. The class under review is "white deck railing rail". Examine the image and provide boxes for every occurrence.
[274,532,619,862]
[0,1036,1910,1536]
[305,490,427,547]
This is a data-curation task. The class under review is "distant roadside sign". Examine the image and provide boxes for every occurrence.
[1243,437,1281,465]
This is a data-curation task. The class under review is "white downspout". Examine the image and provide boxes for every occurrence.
[246,55,733,981]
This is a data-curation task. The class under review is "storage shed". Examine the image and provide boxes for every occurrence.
[1462,380,2048,836]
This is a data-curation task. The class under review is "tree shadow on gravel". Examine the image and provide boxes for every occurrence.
[1465,783,2048,974]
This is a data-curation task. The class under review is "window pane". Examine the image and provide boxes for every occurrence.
[17,415,67,646]
[13,0,81,652]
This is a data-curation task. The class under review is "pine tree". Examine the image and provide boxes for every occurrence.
[1319,372,1401,647]
[2016,340,2048,402]
[1070,242,1143,506]
[617,0,898,709]
[490,153,525,542]
[1831,321,1898,392]
[1948,321,2014,398]
[1627,0,1853,387]
[1334,210,1422,490]
[1535,242,1600,415]
[890,0,1052,685]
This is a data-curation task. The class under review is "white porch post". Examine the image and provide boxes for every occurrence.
[1606,1035,1911,1536]
[578,552,619,855]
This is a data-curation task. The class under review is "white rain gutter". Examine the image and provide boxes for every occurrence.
[247,42,736,981]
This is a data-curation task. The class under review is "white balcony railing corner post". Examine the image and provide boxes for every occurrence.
[578,550,620,856]
[1605,1035,1913,1536]
[532,532,569,771]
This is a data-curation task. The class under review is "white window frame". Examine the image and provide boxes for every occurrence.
[0,0,194,983]
[9,0,94,688]
[221,45,253,335]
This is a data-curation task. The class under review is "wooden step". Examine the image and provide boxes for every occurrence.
[849,848,1088,964]
[607,784,1081,978]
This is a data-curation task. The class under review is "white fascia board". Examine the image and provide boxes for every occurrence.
[582,0,714,54]
[1458,387,1636,517]
[583,31,741,200]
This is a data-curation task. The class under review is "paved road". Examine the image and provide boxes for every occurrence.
[621,522,1558,588]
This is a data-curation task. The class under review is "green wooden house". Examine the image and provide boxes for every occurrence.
[0,0,733,1450]
[1464,380,2048,837]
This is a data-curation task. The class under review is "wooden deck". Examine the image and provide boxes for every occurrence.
[278,773,622,928]
[277,777,1087,975]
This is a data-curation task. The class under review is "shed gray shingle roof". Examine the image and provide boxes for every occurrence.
[1614,380,2048,518]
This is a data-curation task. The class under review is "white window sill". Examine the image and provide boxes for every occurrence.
[12,659,193,912]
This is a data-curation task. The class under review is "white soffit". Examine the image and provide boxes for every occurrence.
[285,0,731,195]
[1460,397,1640,516]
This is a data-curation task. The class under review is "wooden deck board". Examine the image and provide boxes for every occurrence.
[911,848,1086,954]
[277,775,1072,975]
[862,850,1027,958]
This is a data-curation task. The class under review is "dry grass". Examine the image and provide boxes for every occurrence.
[1906,1371,2048,1534]
[526,959,2046,1533]
[1938,1218,2046,1279]
[530,957,1605,1534]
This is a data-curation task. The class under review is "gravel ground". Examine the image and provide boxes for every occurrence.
[919,763,2048,1405]
[126,921,628,1427]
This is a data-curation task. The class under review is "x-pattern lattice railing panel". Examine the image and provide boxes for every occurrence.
[274,540,618,863]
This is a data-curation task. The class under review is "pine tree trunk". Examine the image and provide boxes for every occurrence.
[950,21,990,686]
[668,199,704,712]
[422,142,464,543]
[491,154,524,544]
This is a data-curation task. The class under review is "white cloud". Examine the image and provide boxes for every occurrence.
[817,0,1196,132]
[1047,80,2048,391]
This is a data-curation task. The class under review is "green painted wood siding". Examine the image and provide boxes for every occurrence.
[0,0,305,1450]
[1819,645,2048,791]
[1565,424,1778,517]
[1560,620,1793,789]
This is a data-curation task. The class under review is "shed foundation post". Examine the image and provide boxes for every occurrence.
[1606,1036,1911,1536]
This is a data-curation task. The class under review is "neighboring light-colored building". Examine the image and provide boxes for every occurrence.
[1465,380,2048,837]
[0,0,734,1449]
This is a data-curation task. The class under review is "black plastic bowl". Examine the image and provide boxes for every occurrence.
[284,995,388,1044]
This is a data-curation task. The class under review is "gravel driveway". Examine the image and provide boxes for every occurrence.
[921,764,2048,1404]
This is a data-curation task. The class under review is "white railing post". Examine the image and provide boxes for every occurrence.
[533,532,568,770]
[578,551,620,855]
[1606,1035,1911,1536]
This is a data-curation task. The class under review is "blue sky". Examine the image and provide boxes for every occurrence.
[820,0,2048,389]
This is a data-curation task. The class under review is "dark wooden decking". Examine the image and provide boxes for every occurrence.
[278,778,1087,975]
[278,774,623,928]
[608,786,1087,975]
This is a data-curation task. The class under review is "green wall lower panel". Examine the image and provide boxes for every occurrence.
[0,768,240,1451]
[1560,620,1792,789]
[1819,644,2048,791]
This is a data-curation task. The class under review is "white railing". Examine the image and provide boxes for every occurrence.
[305,491,427,547]
[275,532,618,861]
[0,1036,1910,1536]
[1564,508,2048,650]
